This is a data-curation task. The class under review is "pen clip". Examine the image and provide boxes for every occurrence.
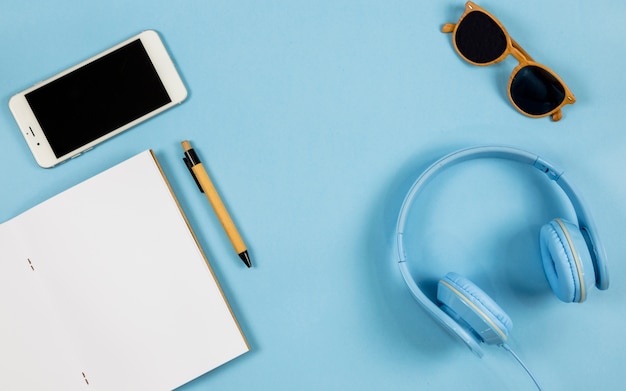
[183,157,204,193]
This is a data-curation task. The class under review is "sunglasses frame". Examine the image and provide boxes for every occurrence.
[442,1,576,121]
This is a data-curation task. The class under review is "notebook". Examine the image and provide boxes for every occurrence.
[0,150,249,390]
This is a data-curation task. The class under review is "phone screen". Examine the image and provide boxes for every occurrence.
[25,39,172,158]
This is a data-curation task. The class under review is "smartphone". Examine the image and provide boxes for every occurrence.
[9,30,187,168]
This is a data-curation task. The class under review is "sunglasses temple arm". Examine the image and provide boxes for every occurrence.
[511,38,535,62]
[441,23,455,33]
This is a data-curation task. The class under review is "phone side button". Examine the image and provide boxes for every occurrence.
[70,147,95,160]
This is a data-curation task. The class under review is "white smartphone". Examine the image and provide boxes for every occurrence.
[9,30,188,168]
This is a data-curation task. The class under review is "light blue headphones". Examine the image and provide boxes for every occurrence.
[395,146,609,357]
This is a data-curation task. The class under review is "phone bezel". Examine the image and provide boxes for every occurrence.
[8,30,188,168]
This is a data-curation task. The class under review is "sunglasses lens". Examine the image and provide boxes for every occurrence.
[455,11,507,64]
[510,66,566,115]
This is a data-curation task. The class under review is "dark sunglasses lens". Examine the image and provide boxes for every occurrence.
[455,11,507,63]
[510,66,566,115]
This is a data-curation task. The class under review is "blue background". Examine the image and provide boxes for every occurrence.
[1,1,625,390]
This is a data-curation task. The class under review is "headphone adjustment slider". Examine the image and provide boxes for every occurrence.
[533,157,563,181]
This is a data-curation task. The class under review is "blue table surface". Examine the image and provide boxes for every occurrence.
[2,1,625,390]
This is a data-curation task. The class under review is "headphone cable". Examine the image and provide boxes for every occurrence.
[500,343,544,391]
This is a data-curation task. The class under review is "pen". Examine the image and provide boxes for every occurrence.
[182,140,252,268]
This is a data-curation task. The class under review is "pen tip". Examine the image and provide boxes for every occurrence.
[239,251,252,268]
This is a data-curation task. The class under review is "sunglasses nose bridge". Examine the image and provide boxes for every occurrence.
[510,45,530,64]
[510,50,524,64]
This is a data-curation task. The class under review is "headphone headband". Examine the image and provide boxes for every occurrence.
[395,146,608,355]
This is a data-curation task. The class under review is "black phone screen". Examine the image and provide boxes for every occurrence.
[25,39,172,158]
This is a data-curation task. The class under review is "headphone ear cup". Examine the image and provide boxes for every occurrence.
[539,218,595,303]
[437,272,512,345]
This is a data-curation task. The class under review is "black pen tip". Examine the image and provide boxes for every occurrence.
[239,251,252,268]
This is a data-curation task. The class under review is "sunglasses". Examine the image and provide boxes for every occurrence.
[442,1,575,121]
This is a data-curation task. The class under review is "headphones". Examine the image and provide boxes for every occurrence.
[395,146,609,357]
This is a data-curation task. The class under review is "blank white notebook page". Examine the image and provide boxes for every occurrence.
[0,150,249,390]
